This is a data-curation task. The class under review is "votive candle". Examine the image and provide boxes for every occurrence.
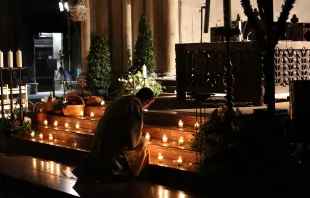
[162,135,168,143]
[75,123,80,129]
[30,131,35,138]
[177,157,183,165]
[39,133,43,140]
[49,134,53,141]
[178,120,183,128]
[194,122,200,129]
[101,101,105,106]
[53,121,58,127]
[158,153,164,163]
[90,112,95,118]
[145,133,150,141]
[80,111,84,117]
[65,123,69,128]
[44,120,48,126]
[178,137,184,146]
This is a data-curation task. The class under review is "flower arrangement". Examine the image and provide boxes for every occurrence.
[118,71,164,96]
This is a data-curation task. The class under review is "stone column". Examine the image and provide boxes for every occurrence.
[95,0,109,38]
[131,0,143,49]
[122,0,132,70]
[161,0,177,75]
[145,0,154,32]
[80,0,91,75]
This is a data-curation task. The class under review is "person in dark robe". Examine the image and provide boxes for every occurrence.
[73,87,155,183]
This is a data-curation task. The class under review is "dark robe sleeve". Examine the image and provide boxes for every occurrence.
[123,98,143,150]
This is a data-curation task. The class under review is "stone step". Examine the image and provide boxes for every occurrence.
[30,126,197,163]
[20,136,197,171]
[143,125,195,142]
[85,106,206,127]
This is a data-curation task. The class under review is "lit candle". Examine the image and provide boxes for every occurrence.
[53,121,58,127]
[30,131,35,138]
[80,111,84,117]
[7,50,13,68]
[101,100,105,106]
[16,49,22,68]
[65,123,69,128]
[145,133,150,141]
[49,134,53,141]
[178,120,183,128]
[90,112,95,118]
[177,157,183,165]
[39,133,43,140]
[44,120,48,126]
[178,137,184,146]
[194,122,200,129]
[158,153,163,163]
[0,50,3,68]
[75,123,80,129]
[142,64,147,78]
[162,135,168,143]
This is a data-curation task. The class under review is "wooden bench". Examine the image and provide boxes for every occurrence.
[0,153,200,198]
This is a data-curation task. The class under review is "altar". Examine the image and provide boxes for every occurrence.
[176,41,310,106]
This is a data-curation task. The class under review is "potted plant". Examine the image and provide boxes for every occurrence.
[86,35,111,95]
[133,14,156,73]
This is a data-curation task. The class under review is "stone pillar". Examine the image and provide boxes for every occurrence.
[145,0,154,32]
[131,0,143,49]
[161,0,177,75]
[122,0,132,70]
[153,0,163,73]
[95,0,109,38]
[80,0,91,75]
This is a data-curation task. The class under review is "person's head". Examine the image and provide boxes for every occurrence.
[135,87,155,110]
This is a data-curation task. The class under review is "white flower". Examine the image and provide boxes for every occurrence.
[24,116,32,124]
[129,78,133,83]
[136,85,141,90]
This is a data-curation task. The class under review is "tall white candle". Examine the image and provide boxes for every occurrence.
[7,51,13,68]
[142,64,147,78]
[238,21,242,41]
[16,49,22,68]
[0,51,3,68]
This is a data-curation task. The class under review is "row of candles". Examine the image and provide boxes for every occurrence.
[145,133,185,146]
[43,120,81,129]
[178,120,200,129]
[158,153,183,166]
[0,50,23,68]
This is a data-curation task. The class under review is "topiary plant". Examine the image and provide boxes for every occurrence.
[86,36,111,92]
[133,14,156,73]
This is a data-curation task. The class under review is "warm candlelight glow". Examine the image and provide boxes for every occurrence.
[158,153,164,163]
[75,123,80,129]
[39,133,43,140]
[49,134,53,141]
[178,137,184,146]
[90,112,95,118]
[30,131,35,138]
[44,120,48,126]
[65,123,69,128]
[177,157,183,165]
[101,100,105,106]
[80,111,84,117]
[145,133,150,141]
[162,135,168,143]
[194,122,200,129]
[178,120,184,128]
[53,121,58,127]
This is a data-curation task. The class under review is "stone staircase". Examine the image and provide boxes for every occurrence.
[17,105,207,173]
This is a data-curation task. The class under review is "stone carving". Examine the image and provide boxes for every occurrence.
[70,0,88,22]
